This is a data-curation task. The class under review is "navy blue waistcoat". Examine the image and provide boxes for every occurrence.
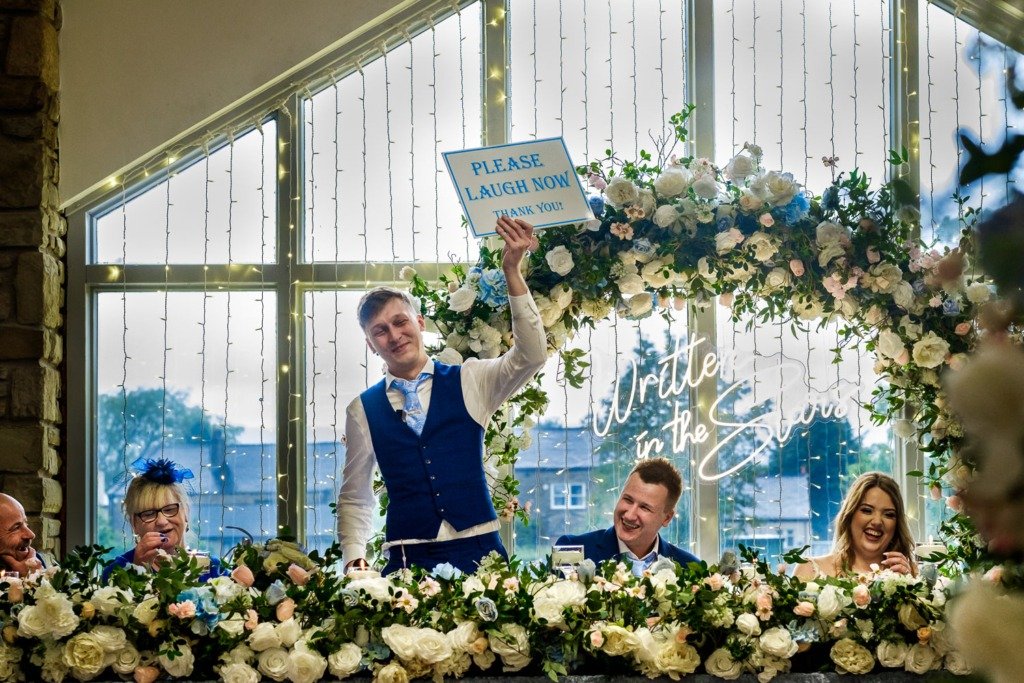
[360,363,497,541]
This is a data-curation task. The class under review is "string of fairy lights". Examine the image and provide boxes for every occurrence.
[96,0,1017,562]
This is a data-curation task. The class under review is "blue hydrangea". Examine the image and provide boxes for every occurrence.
[715,216,734,233]
[477,268,509,308]
[787,618,822,644]
[912,279,927,294]
[431,562,462,581]
[782,192,810,223]
[265,579,288,605]
[821,186,840,211]
[942,299,960,316]
[588,194,605,216]
[176,586,221,631]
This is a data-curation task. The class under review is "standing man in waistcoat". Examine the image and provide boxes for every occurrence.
[338,216,547,575]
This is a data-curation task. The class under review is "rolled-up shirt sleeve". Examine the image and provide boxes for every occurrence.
[465,291,548,422]
[338,398,376,565]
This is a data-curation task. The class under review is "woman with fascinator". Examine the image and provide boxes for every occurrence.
[101,458,225,581]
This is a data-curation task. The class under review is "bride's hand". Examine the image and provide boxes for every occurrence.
[882,551,912,574]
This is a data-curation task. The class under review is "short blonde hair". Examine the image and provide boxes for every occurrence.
[832,471,916,575]
[123,477,190,525]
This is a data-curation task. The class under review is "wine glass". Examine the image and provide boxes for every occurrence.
[551,544,585,578]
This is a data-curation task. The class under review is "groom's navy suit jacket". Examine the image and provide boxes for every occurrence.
[555,527,700,567]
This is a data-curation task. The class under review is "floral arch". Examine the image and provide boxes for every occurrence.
[409,113,984,567]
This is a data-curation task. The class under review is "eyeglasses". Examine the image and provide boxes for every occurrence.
[134,503,181,523]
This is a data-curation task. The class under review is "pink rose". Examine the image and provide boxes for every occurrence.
[231,564,255,587]
[755,591,773,619]
[590,630,604,648]
[946,495,963,512]
[929,296,942,307]
[134,666,161,683]
[789,259,805,277]
[704,573,725,591]
[793,601,816,617]
[168,600,196,619]
[286,563,310,586]
[866,246,881,263]
[719,292,734,308]
[895,348,910,365]
[852,584,871,607]
[955,322,971,336]
[245,608,259,631]
[759,213,775,227]
[276,597,296,621]
[984,566,1004,583]
[929,484,943,501]
[588,173,607,191]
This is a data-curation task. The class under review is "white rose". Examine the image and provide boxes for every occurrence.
[448,286,477,313]
[89,625,127,653]
[605,177,640,206]
[19,582,79,639]
[943,650,972,676]
[724,153,757,182]
[275,617,302,648]
[580,298,612,319]
[532,580,587,628]
[627,293,654,318]
[791,294,824,321]
[763,267,791,292]
[446,331,470,352]
[257,647,290,682]
[550,283,573,309]
[818,241,848,268]
[641,260,673,288]
[815,221,849,247]
[133,596,160,626]
[616,273,645,297]
[62,632,110,680]
[912,332,950,369]
[414,628,453,664]
[898,603,927,631]
[248,622,283,652]
[382,624,421,661]
[489,623,531,671]
[817,585,851,621]
[830,638,874,675]
[159,642,195,678]
[759,627,798,659]
[867,262,904,293]
[876,640,908,668]
[219,662,261,683]
[0,646,21,683]
[692,175,720,199]
[899,314,923,339]
[545,245,575,276]
[287,646,328,683]
[652,204,680,228]
[739,191,763,212]
[864,305,887,326]
[91,586,133,616]
[905,643,940,674]
[715,230,740,254]
[653,168,691,197]
[654,640,701,678]
[327,643,363,679]
[746,231,778,262]
[210,576,246,604]
[216,615,245,637]
[705,647,743,679]
[638,189,657,216]
[697,256,715,280]
[600,624,641,656]
[534,295,563,328]
[111,643,141,675]
[892,280,916,310]
[764,170,799,205]
[877,329,907,360]
[736,612,762,636]
[375,661,410,683]
[399,266,416,281]
[837,294,860,319]
[15,604,48,638]
[965,282,991,303]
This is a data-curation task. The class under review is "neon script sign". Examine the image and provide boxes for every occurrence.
[592,335,856,481]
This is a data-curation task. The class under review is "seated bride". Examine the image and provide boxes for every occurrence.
[794,471,917,579]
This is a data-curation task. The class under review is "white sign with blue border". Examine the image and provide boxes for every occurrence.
[443,137,594,237]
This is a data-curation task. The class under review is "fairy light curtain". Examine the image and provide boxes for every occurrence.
[85,0,1017,560]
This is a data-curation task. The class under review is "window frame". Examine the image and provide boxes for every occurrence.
[67,0,980,556]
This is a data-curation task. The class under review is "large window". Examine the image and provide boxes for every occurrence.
[70,1,1019,561]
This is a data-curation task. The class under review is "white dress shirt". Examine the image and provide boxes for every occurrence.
[338,293,547,565]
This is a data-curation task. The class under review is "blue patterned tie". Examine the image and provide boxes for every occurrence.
[391,372,430,435]
[629,551,657,577]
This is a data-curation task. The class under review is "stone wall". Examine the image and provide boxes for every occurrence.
[0,0,64,556]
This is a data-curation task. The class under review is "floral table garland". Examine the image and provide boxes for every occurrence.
[408,109,1000,569]
[0,542,978,682]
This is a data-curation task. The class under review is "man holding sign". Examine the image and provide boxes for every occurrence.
[338,216,547,575]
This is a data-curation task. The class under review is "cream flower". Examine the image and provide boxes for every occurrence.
[489,623,531,671]
[641,260,673,288]
[705,647,743,679]
[62,632,112,680]
[692,174,720,199]
[746,231,778,262]
[545,245,575,276]
[91,586,133,616]
[605,177,640,206]
[627,293,654,317]
[257,647,290,681]
[965,281,991,304]
[375,661,410,683]
[448,286,477,313]
[653,204,680,228]
[248,622,282,652]
[830,638,874,674]
[904,643,940,673]
[287,645,328,683]
[724,152,757,182]
[159,642,195,678]
[219,662,261,683]
[532,580,587,628]
[736,612,762,636]
[759,627,798,659]
[912,332,950,369]
[876,640,909,668]
[616,272,646,297]
[653,167,692,197]
[877,329,907,360]
[327,643,363,679]
[817,585,852,620]
[898,603,927,631]
[17,581,79,639]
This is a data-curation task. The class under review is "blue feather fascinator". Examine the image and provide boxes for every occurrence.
[130,457,194,485]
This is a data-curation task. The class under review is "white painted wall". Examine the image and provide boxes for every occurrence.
[59,0,406,208]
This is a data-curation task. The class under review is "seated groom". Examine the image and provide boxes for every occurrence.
[0,493,56,574]
[556,458,698,575]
